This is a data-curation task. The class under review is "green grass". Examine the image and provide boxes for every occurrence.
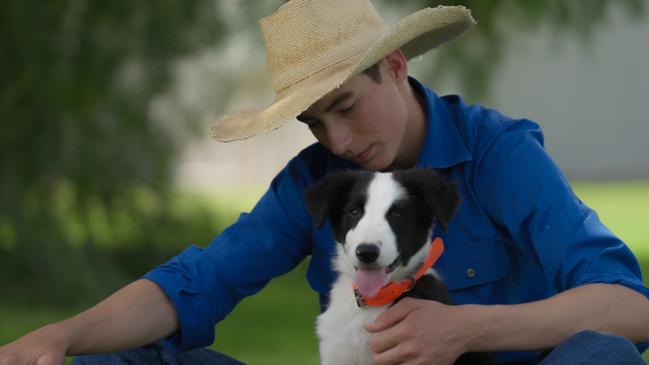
[1,180,648,364]
[211,260,320,364]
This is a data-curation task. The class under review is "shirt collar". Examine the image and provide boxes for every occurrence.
[410,77,472,169]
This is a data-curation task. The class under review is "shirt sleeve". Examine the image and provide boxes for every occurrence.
[143,157,313,352]
[474,120,649,300]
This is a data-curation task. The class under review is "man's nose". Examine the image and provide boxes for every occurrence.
[325,121,352,156]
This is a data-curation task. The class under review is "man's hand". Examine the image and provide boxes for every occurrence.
[1,279,180,365]
[364,297,479,365]
[0,324,69,365]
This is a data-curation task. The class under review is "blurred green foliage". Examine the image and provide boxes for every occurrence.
[0,0,646,308]
[0,0,228,305]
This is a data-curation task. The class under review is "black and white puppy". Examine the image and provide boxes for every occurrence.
[304,168,495,365]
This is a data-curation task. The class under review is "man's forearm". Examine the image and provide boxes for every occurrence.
[57,279,179,355]
[466,284,649,352]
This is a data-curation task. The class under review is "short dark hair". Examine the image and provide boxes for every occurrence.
[361,62,382,83]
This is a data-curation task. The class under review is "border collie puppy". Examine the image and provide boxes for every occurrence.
[304,168,495,365]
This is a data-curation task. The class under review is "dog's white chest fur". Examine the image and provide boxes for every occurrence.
[317,274,387,365]
[305,169,461,364]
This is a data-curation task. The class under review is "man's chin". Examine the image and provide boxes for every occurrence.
[344,148,395,171]
[359,158,392,172]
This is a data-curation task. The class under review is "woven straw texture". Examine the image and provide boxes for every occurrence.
[211,0,475,142]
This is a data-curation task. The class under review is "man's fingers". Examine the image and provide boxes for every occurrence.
[372,341,418,365]
[369,322,402,353]
[0,344,65,365]
[365,297,417,333]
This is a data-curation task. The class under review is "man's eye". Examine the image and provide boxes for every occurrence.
[296,115,321,128]
[306,120,321,129]
[340,103,356,114]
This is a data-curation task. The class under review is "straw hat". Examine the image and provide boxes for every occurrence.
[211,0,475,142]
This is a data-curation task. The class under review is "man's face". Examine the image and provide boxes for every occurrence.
[297,62,410,171]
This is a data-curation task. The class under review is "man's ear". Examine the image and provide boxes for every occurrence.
[394,168,461,231]
[303,171,359,229]
[383,48,408,83]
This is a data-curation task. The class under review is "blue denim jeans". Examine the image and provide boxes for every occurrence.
[536,330,646,365]
[71,342,244,365]
[72,330,645,365]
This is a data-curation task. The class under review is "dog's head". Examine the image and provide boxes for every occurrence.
[304,168,460,297]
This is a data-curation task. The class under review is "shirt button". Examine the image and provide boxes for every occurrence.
[466,268,476,278]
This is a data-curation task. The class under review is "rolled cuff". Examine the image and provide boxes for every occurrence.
[142,269,216,352]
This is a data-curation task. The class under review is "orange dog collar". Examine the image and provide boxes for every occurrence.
[353,237,445,307]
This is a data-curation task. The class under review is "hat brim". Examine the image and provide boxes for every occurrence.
[212,6,475,142]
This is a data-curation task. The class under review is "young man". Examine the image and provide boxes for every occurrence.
[1,1,648,364]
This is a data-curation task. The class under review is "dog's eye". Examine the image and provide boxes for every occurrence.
[348,208,361,218]
[389,209,405,219]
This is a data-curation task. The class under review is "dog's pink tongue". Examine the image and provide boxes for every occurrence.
[354,268,387,298]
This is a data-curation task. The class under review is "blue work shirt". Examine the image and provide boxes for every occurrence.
[144,78,649,363]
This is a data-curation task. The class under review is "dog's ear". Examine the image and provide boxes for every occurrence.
[394,168,461,231]
[303,171,359,229]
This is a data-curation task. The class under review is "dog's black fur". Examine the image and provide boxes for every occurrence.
[305,168,496,365]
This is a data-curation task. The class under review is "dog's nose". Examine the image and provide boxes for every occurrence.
[355,244,380,264]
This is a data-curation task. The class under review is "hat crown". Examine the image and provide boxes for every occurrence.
[260,0,389,95]
[213,3,474,142]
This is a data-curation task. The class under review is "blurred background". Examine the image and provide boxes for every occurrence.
[1,0,648,364]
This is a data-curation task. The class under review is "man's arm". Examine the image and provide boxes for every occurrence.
[468,283,649,350]
[366,283,649,365]
[0,153,317,365]
[0,279,178,365]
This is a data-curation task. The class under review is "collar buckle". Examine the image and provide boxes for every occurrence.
[354,288,367,308]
